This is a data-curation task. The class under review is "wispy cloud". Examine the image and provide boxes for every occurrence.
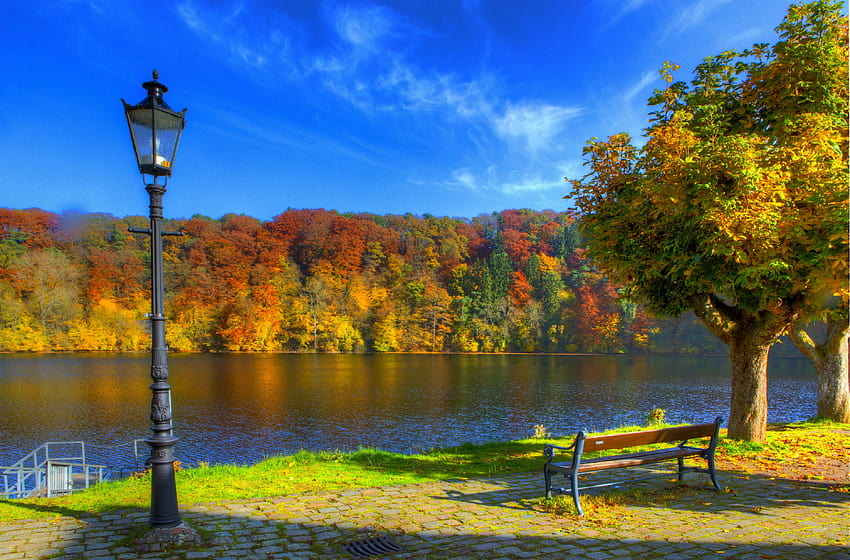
[333,4,395,54]
[665,0,733,37]
[195,103,391,169]
[382,63,493,117]
[589,67,664,143]
[606,0,649,26]
[177,2,217,42]
[176,1,296,75]
[557,159,585,183]
[724,27,765,48]
[623,70,658,105]
[176,0,584,211]
[310,5,500,124]
[605,69,661,138]
[499,176,565,195]
[59,0,111,15]
[447,165,569,198]
[176,0,580,155]
[449,168,483,192]
[493,103,583,155]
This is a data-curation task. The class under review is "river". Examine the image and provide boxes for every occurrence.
[0,353,816,469]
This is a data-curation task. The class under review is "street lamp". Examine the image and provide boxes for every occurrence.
[122,70,186,528]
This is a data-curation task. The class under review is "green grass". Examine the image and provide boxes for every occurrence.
[0,439,549,521]
[1,419,845,522]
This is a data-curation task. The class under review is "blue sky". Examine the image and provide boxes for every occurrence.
[2,0,792,221]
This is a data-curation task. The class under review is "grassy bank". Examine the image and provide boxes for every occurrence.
[1,420,846,522]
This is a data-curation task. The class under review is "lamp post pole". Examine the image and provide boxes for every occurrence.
[123,70,187,528]
[143,181,180,527]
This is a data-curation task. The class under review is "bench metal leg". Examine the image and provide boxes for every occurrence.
[680,455,721,491]
[707,456,721,491]
[544,468,584,515]
[571,471,583,516]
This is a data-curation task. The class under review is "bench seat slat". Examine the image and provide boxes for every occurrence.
[548,446,705,473]
[582,423,716,452]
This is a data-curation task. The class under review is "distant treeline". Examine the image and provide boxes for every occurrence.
[0,207,801,355]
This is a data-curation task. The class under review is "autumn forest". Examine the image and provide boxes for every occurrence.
[0,206,785,355]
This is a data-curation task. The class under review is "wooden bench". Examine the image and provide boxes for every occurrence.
[543,417,723,515]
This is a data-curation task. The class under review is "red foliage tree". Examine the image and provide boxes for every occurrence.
[508,271,533,308]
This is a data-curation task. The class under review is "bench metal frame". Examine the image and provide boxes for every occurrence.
[543,416,723,515]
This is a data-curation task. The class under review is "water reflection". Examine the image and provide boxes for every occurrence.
[0,353,816,468]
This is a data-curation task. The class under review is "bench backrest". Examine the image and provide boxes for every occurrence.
[581,420,720,452]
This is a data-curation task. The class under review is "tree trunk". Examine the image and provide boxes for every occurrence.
[691,294,798,443]
[816,339,850,422]
[727,337,770,443]
[789,312,850,423]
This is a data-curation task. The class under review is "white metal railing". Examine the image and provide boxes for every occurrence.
[0,441,109,499]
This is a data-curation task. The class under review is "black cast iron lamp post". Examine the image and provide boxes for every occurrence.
[122,70,186,528]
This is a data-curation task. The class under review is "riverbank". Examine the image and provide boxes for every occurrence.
[1,442,847,559]
[1,421,846,524]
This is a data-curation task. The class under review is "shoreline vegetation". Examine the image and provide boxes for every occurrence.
[0,208,808,356]
[1,419,845,522]
[0,350,740,357]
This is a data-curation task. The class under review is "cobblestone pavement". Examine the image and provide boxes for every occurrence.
[0,470,847,559]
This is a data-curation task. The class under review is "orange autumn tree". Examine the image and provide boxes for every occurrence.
[568,0,848,441]
[0,206,702,354]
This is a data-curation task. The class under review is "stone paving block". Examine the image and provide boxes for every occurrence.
[185,551,215,558]
[0,471,848,560]
[665,553,698,560]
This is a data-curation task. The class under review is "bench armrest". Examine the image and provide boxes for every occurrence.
[677,416,723,453]
[543,441,577,462]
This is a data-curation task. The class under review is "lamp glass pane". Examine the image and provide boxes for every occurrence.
[129,116,155,166]
[153,118,182,169]
[127,106,183,172]
[152,109,183,170]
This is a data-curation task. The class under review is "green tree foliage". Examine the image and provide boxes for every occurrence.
[568,0,848,441]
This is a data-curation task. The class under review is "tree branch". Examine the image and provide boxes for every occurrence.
[691,293,737,344]
[789,306,848,368]
[788,323,819,365]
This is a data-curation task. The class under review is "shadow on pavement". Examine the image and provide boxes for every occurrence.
[0,470,848,559]
[0,498,107,521]
[531,465,849,511]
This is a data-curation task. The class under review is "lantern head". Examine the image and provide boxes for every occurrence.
[122,70,187,180]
